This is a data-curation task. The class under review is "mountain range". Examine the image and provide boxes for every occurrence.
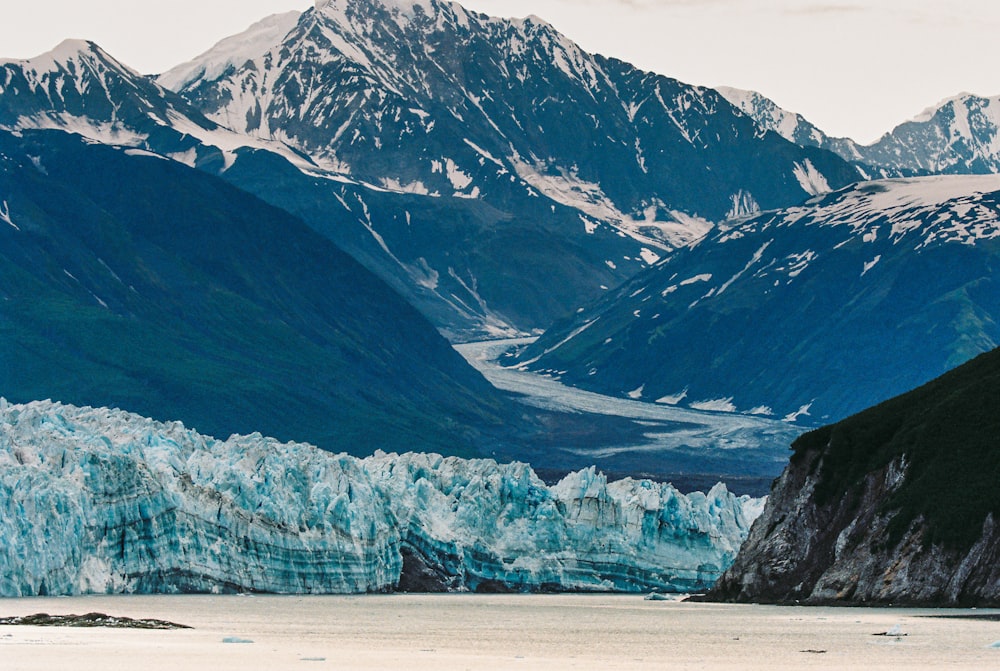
[1,0,861,340]
[2,0,1000,481]
[720,87,1000,178]
[511,173,1000,425]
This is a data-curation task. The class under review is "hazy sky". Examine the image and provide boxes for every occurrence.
[2,0,998,143]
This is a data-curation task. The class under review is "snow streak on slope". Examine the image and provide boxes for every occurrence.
[0,399,761,597]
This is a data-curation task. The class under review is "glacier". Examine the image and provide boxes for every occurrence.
[0,399,762,597]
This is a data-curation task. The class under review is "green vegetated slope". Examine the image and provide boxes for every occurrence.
[706,346,1000,606]
[793,346,1000,551]
[0,129,513,456]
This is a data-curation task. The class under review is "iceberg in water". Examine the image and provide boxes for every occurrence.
[0,399,762,596]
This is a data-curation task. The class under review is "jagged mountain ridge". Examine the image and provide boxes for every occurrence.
[720,87,1000,178]
[0,2,861,338]
[512,173,1000,425]
[164,0,857,222]
[705,347,1000,606]
[0,126,515,456]
[154,0,860,335]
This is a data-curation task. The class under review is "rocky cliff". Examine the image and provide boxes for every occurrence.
[706,348,1000,606]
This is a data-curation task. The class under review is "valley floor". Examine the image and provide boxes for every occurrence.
[456,339,801,494]
[2,594,998,670]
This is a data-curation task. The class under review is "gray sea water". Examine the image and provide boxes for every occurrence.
[2,594,999,670]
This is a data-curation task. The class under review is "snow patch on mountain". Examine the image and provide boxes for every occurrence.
[507,152,710,251]
[792,159,831,196]
[689,398,738,413]
[716,86,813,143]
[9,112,146,147]
[777,174,1000,246]
[655,390,688,406]
[0,200,17,230]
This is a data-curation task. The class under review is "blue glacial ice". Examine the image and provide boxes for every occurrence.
[0,399,763,596]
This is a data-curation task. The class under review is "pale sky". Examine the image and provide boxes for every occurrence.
[2,0,999,144]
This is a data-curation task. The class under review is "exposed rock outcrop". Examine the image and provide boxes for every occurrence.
[706,348,1000,606]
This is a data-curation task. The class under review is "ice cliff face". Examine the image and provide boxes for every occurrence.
[0,400,761,596]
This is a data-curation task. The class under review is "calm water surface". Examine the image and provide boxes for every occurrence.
[1,594,999,670]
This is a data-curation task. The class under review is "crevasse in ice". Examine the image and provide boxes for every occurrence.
[0,399,762,596]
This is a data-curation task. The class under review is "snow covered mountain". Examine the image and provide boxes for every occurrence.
[510,173,1000,424]
[153,0,859,336]
[861,93,1000,175]
[0,2,861,338]
[720,87,1000,179]
[0,38,308,172]
[0,126,516,456]
[0,399,761,596]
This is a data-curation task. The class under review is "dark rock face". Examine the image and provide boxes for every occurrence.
[396,544,463,593]
[705,348,1000,606]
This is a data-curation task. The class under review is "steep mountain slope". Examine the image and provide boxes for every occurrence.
[512,174,1000,425]
[720,87,1000,178]
[0,39,308,172]
[0,399,761,596]
[706,347,1000,606]
[155,0,860,335]
[0,127,513,455]
[0,5,861,339]
[0,37,513,338]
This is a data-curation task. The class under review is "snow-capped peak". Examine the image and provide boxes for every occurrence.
[316,0,434,13]
[909,91,979,124]
[315,0,446,22]
[158,12,301,92]
[1,38,137,78]
[716,85,827,148]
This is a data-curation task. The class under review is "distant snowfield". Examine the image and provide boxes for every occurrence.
[455,338,801,459]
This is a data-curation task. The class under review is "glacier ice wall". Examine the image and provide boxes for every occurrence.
[0,399,762,596]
